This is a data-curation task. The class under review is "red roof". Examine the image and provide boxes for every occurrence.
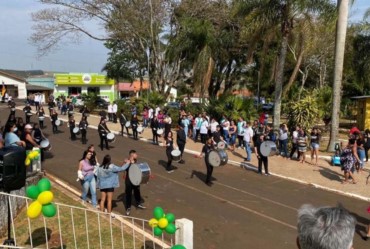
[118,81,150,91]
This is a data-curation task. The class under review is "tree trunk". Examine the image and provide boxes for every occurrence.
[327,0,349,152]
[273,35,289,130]
[282,47,304,97]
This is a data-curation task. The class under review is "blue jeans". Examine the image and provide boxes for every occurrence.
[223,130,230,144]
[244,141,252,161]
[358,149,365,168]
[81,174,97,206]
[279,139,288,157]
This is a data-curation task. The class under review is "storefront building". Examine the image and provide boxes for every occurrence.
[54,73,115,101]
[0,70,27,99]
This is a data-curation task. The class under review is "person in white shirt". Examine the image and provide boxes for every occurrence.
[209,118,219,135]
[220,115,230,144]
[243,121,254,161]
[34,94,41,111]
[279,123,289,158]
[289,125,300,159]
[107,103,113,122]
[200,116,209,144]
[155,106,161,117]
[148,107,154,123]
[237,117,246,149]
[112,102,118,123]
[193,113,203,142]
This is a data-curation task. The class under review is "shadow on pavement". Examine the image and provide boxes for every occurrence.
[316,166,342,183]
[190,170,217,183]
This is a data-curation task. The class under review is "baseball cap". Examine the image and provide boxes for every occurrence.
[25,124,33,129]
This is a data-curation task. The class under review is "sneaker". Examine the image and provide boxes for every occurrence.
[137,204,146,209]
[179,160,185,164]
[111,214,116,219]
[265,173,271,176]
[126,208,131,216]
[167,169,174,173]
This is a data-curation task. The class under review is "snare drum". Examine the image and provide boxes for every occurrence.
[125,121,131,128]
[217,141,226,150]
[38,116,45,121]
[107,133,116,143]
[137,125,144,134]
[11,108,15,112]
[26,112,33,116]
[40,139,52,151]
[73,127,80,135]
[157,128,164,136]
[128,163,151,186]
[55,120,64,126]
[171,149,181,162]
[260,141,277,157]
[208,150,228,167]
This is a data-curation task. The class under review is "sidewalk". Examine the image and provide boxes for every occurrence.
[20,105,370,202]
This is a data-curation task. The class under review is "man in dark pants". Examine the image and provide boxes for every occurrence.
[176,123,186,164]
[98,118,110,150]
[199,137,215,186]
[254,134,270,176]
[124,150,146,216]
[23,104,32,124]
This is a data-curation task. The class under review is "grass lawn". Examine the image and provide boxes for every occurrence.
[1,187,144,249]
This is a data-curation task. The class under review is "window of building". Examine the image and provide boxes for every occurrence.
[68,87,81,96]
[87,87,100,95]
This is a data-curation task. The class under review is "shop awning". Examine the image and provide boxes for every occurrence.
[26,84,53,91]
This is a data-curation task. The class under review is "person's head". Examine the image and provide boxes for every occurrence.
[297,204,356,249]
[17,117,24,124]
[87,144,95,152]
[312,127,318,134]
[168,131,173,138]
[69,115,74,121]
[230,120,235,126]
[24,124,33,134]
[101,155,111,166]
[81,150,93,161]
[259,134,265,141]
[253,120,258,125]
[5,122,17,134]
[206,137,212,145]
[129,150,137,160]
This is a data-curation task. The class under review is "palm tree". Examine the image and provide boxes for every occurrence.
[235,0,335,130]
[327,0,350,152]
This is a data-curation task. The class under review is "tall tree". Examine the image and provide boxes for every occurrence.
[327,0,350,152]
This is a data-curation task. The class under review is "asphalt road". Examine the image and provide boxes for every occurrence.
[2,105,370,249]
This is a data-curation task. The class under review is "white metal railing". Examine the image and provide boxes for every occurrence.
[0,192,172,249]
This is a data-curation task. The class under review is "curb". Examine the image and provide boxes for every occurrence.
[19,107,370,203]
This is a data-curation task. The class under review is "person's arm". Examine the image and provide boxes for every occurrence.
[26,134,39,147]
[77,161,84,180]
[254,144,259,158]
[16,140,26,147]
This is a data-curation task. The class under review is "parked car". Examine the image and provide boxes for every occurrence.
[95,98,109,109]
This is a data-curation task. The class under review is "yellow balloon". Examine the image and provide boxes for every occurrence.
[158,218,168,229]
[27,201,42,219]
[149,218,158,228]
[25,159,31,166]
[37,191,54,205]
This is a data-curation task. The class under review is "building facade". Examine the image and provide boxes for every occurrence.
[54,73,115,102]
[0,71,27,99]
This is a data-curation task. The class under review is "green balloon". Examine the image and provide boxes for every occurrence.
[26,185,40,200]
[42,203,56,218]
[153,227,163,237]
[165,223,176,234]
[165,213,175,223]
[172,245,186,249]
[153,206,164,220]
[38,178,51,192]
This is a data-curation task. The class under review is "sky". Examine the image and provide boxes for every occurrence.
[0,0,369,74]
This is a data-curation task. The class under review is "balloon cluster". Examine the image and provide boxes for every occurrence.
[26,178,56,219]
[25,150,40,166]
[149,207,177,237]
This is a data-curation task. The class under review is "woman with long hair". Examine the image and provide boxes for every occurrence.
[228,120,237,151]
[341,138,359,184]
[96,155,128,216]
[77,150,97,208]
[310,127,321,165]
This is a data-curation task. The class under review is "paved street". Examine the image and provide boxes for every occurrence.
[2,105,370,249]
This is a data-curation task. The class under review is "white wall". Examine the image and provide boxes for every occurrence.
[0,75,27,99]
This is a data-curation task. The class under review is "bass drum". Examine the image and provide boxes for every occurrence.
[208,150,228,167]
[128,163,151,186]
[171,149,181,162]
[137,125,144,134]
[55,120,64,126]
[40,139,52,151]
[73,127,80,135]
[217,141,226,150]
[107,133,116,143]
[157,128,164,136]
[260,141,277,157]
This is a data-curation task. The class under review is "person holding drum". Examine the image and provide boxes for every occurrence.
[68,115,76,141]
[176,123,186,164]
[164,131,175,173]
[21,124,41,151]
[98,118,111,150]
[123,150,146,216]
[164,114,172,139]
[51,109,59,134]
[79,116,89,144]
[96,155,129,216]
[77,150,98,208]
[119,109,130,136]
[23,103,32,124]
[198,137,215,186]
[131,114,139,140]
[151,115,159,145]
[32,123,46,161]
[254,134,271,176]
[37,106,45,129]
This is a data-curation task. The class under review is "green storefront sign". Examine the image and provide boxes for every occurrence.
[55,74,115,85]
